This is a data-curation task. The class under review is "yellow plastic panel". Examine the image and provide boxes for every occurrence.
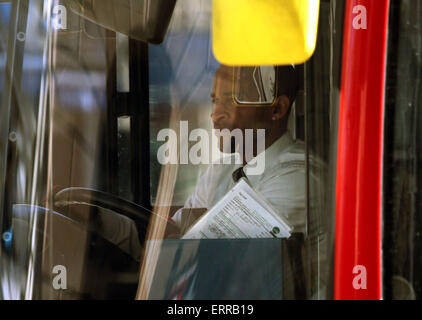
[213,0,320,65]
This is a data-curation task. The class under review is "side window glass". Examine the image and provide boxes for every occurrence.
[383,0,422,300]
[0,0,343,301]
[140,0,343,301]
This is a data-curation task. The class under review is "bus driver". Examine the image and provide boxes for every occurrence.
[171,64,307,236]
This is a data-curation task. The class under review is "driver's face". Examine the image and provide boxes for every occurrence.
[210,70,236,132]
[210,66,272,153]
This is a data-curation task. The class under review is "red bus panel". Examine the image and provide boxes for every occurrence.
[334,0,389,299]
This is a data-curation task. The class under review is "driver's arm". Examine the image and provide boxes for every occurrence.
[171,164,216,227]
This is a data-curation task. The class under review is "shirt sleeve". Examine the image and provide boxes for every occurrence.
[171,166,213,227]
[256,164,307,234]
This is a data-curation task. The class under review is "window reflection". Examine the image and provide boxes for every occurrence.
[0,0,341,301]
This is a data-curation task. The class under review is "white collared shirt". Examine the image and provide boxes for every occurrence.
[172,131,307,233]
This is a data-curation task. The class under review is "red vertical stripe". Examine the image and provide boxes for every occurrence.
[334,0,389,299]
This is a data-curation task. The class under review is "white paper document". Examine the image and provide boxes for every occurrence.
[182,179,291,239]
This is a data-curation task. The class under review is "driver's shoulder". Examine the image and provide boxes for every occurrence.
[276,140,306,169]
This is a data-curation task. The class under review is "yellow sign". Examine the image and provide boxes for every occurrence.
[213,0,320,65]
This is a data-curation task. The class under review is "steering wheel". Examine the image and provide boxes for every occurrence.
[54,187,152,238]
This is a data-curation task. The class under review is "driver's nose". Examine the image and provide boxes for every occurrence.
[211,111,227,127]
[211,103,230,129]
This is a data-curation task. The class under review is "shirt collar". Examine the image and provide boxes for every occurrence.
[243,131,294,184]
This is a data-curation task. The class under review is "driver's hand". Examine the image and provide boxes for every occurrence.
[180,208,207,235]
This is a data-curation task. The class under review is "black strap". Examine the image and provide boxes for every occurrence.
[232,167,247,183]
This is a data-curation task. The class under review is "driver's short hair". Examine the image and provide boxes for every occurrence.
[275,65,299,107]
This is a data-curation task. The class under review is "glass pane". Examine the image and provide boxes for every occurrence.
[0,0,342,301]
[149,0,217,206]
[383,0,422,300]
[141,0,342,300]
[0,1,141,300]
[0,2,11,101]
[1,0,51,299]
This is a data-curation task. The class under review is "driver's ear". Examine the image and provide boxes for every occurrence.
[272,95,291,120]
